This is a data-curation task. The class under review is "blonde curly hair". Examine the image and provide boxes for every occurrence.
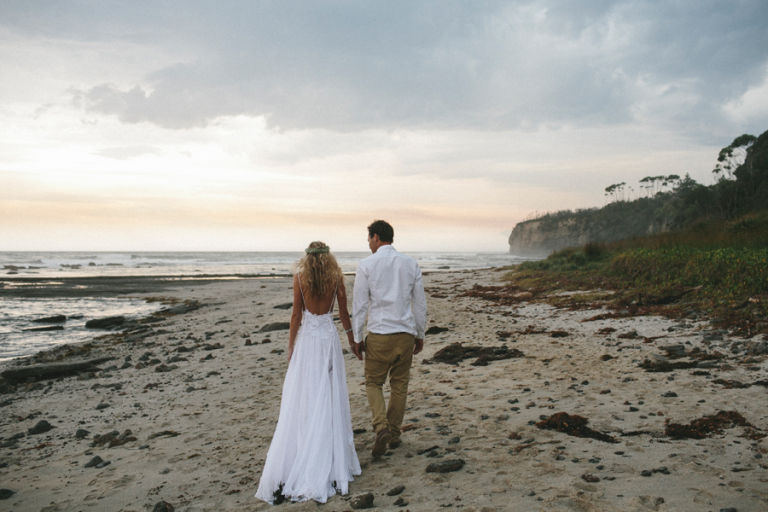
[295,241,342,298]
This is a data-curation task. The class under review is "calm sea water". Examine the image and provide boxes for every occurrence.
[0,251,530,362]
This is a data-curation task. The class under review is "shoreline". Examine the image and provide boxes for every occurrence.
[0,268,487,299]
[1,268,766,511]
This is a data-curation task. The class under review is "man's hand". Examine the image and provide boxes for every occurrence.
[349,341,363,360]
[414,338,424,355]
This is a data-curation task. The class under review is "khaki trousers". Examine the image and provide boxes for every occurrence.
[364,332,415,439]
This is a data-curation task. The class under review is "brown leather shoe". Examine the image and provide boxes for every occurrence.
[372,428,391,457]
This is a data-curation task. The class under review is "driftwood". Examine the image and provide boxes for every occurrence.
[1,357,113,383]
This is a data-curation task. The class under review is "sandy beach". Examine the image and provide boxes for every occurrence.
[1,268,766,511]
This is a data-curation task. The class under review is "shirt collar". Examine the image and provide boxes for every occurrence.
[376,244,395,254]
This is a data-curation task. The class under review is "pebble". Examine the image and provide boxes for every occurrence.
[393,497,408,506]
[426,459,465,473]
[84,455,110,468]
[152,501,175,512]
[387,485,405,496]
[350,492,374,509]
[28,420,54,435]
[0,489,15,500]
[75,429,90,439]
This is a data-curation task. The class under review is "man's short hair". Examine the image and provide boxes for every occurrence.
[367,220,394,243]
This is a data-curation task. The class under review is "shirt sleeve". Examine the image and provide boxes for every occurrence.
[352,263,369,343]
[412,264,427,338]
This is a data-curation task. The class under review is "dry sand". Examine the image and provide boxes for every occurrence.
[1,269,767,511]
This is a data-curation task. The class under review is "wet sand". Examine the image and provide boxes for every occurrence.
[1,269,766,511]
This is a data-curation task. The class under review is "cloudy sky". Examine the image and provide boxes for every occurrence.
[2,1,767,252]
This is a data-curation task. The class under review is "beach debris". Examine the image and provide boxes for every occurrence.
[85,316,126,329]
[148,430,180,440]
[426,459,465,473]
[746,339,768,355]
[152,500,175,512]
[0,489,15,500]
[92,429,136,448]
[639,355,697,372]
[387,485,405,496]
[273,302,292,309]
[639,467,670,476]
[713,379,752,389]
[550,330,570,338]
[417,445,440,455]
[665,411,756,439]
[536,412,618,443]
[157,301,201,316]
[32,315,67,324]
[425,326,450,335]
[23,325,64,332]
[1,357,113,383]
[460,284,538,306]
[259,322,290,333]
[428,342,524,366]
[350,492,374,509]
[75,429,89,439]
[84,455,110,468]
[521,324,547,335]
[28,420,54,435]
[581,473,600,483]
[661,344,686,358]
[393,497,408,506]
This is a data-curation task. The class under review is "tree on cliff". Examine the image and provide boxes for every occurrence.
[511,128,768,254]
[713,134,757,180]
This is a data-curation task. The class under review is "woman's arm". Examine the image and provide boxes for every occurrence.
[288,274,303,361]
[337,278,361,360]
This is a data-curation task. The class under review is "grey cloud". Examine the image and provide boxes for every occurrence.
[9,1,766,135]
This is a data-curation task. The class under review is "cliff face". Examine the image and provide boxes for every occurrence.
[508,201,672,257]
[508,218,589,258]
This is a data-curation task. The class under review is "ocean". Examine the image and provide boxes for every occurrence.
[0,251,531,362]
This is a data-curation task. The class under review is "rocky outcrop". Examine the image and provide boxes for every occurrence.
[508,217,590,258]
[508,200,673,257]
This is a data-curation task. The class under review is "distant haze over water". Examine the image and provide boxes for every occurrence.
[1,251,533,279]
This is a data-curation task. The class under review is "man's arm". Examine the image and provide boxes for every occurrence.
[351,264,369,357]
[412,265,427,355]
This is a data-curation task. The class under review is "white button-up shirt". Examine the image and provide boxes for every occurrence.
[352,245,427,343]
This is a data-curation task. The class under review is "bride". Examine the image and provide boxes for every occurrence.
[255,241,361,504]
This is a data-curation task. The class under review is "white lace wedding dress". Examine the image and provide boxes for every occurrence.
[255,291,361,504]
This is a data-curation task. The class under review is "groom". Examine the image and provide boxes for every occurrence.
[351,220,427,457]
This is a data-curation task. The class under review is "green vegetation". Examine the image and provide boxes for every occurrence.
[506,129,768,336]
